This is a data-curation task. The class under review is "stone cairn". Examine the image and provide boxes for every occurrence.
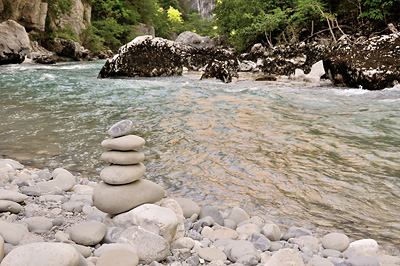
[92,120,165,215]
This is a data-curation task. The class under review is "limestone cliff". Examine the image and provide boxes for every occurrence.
[187,0,215,18]
[0,0,90,40]
[59,0,91,39]
[0,0,47,31]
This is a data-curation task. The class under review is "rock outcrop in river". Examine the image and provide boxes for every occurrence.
[323,33,400,90]
[0,20,30,65]
[98,35,238,83]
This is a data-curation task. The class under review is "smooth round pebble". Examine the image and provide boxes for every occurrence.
[101,150,145,165]
[97,249,139,266]
[226,207,250,226]
[322,233,350,252]
[101,135,145,151]
[0,235,4,261]
[172,198,200,218]
[0,189,28,202]
[22,216,53,233]
[199,206,224,226]
[0,200,22,213]
[100,163,146,185]
[198,247,227,261]
[69,221,107,246]
[345,256,380,266]
[265,248,305,266]
[261,223,281,241]
[349,239,379,253]
[0,220,29,245]
[0,242,79,266]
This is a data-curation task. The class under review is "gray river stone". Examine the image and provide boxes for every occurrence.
[224,240,260,262]
[0,220,29,245]
[199,206,224,226]
[322,233,350,252]
[92,179,165,215]
[0,200,22,213]
[117,226,171,264]
[0,242,80,266]
[100,163,146,185]
[261,223,282,241]
[22,216,53,233]
[101,150,145,165]
[69,221,107,246]
[345,256,380,266]
[111,204,178,243]
[0,235,4,262]
[236,223,260,238]
[97,249,139,266]
[0,189,28,202]
[307,256,335,266]
[265,248,305,266]
[172,197,200,218]
[198,247,227,261]
[101,135,145,151]
[226,207,250,226]
[94,243,137,257]
[107,120,134,137]
[249,232,271,251]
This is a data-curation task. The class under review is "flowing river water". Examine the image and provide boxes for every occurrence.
[1,61,399,253]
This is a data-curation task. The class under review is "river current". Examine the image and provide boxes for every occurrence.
[1,61,399,253]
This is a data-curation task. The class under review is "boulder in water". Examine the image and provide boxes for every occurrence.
[323,33,400,90]
[0,20,30,65]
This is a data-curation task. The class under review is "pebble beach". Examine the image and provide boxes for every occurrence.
[0,120,400,266]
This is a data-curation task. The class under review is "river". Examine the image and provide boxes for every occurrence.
[1,61,399,253]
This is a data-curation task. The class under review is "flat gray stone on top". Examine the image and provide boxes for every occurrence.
[101,135,145,151]
[107,120,134,137]
[0,242,80,266]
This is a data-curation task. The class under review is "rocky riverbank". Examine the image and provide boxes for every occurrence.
[1,121,400,266]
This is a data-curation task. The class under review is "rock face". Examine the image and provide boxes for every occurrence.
[0,20,30,65]
[0,0,47,32]
[323,33,400,90]
[53,38,90,61]
[186,0,215,18]
[98,35,238,83]
[59,0,91,39]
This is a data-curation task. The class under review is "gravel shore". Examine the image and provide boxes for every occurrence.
[1,157,399,266]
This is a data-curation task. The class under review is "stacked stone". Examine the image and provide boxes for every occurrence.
[92,120,165,215]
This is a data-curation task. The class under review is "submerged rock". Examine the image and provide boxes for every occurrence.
[323,33,400,90]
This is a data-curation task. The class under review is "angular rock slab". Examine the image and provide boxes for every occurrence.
[107,120,134,137]
[100,163,146,185]
[92,179,165,215]
[101,150,145,165]
[101,135,145,151]
[111,204,178,243]
[69,221,107,246]
[0,242,80,266]
[117,226,170,264]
